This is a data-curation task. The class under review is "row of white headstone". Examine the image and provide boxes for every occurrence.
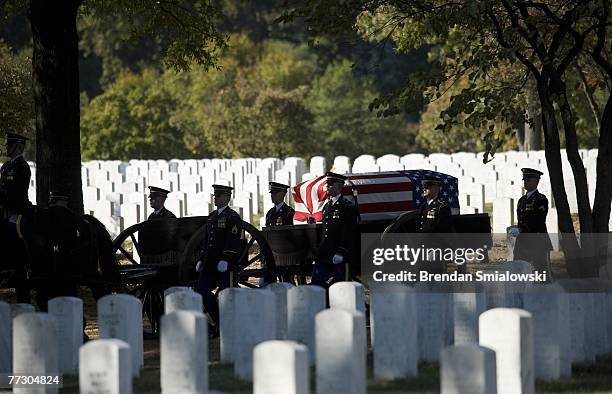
[1,272,610,393]
[24,148,602,238]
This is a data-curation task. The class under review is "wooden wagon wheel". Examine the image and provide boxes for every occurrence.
[179,219,277,289]
[112,222,149,265]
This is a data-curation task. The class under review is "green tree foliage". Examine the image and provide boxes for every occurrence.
[0,40,35,158]
[167,36,317,158]
[305,60,413,159]
[81,68,190,160]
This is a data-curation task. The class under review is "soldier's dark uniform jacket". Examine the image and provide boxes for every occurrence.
[200,207,243,271]
[316,196,359,264]
[416,197,453,233]
[0,155,31,214]
[514,190,553,268]
[147,207,176,220]
[265,202,295,227]
[516,190,549,234]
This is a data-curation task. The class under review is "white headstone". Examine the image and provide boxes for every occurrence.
[316,309,366,394]
[287,286,326,364]
[48,297,83,373]
[370,283,417,379]
[329,282,365,313]
[10,303,35,318]
[523,284,571,380]
[266,282,295,339]
[493,198,515,233]
[161,311,208,394]
[164,290,202,314]
[453,291,487,344]
[441,344,497,394]
[417,287,450,362]
[13,313,59,394]
[98,294,143,376]
[79,339,132,394]
[479,308,534,394]
[164,286,192,298]
[253,340,309,394]
[218,288,245,363]
[0,301,10,373]
[234,289,277,380]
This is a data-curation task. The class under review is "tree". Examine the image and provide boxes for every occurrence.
[1,0,226,213]
[80,68,191,160]
[305,59,413,160]
[0,40,34,158]
[168,36,318,158]
[281,0,611,275]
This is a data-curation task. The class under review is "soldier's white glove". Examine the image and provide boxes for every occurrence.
[332,254,344,265]
[217,260,229,272]
[195,260,203,272]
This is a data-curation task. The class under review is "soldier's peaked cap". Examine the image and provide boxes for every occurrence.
[5,133,29,144]
[49,191,69,201]
[148,186,170,197]
[212,184,233,195]
[269,181,290,193]
[326,172,347,183]
[421,175,442,187]
[521,168,543,179]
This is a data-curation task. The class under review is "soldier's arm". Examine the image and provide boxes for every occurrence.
[437,204,453,232]
[221,214,243,266]
[284,207,295,225]
[336,205,358,256]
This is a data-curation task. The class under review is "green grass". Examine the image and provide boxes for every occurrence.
[59,352,612,393]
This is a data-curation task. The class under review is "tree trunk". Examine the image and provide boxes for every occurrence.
[592,93,612,234]
[536,76,584,277]
[524,74,542,150]
[516,122,525,150]
[551,79,593,234]
[28,0,84,214]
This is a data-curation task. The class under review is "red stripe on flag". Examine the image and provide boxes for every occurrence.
[342,182,413,195]
[292,188,304,204]
[294,211,323,222]
[305,176,324,213]
[358,201,414,213]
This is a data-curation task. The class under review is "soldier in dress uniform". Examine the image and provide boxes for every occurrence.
[147,186,176,220]
[311,172,359,287]
[194,184,243,327]
[513,168,552,271]
[265,181,295,226]
[416,175,453,233]
[1,133,32,218]
[415,175,453,274]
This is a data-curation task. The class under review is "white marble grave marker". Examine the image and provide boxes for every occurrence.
[48,297,83,373]
[479,308,534,394]
[79,339,132,394]
[329,281,365,313]
[164,290,202,314]
[234,289,276,380]
[13,313,59,394]
[370,283,417,379]
[266,282,294,339]
[441,344,497,394]
[98,294,143,376]
[253,340,309,394]
[316,309,366,394]
[287,285,326,364]
[161,310,208,394]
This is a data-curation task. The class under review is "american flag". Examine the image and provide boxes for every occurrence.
[292,170,459,223]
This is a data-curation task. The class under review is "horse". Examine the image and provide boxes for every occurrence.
[1,204,118,310]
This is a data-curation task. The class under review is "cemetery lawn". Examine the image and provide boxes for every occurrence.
[54,335,612,393]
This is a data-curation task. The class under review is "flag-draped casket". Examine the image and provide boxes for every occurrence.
[292,170,460,223]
